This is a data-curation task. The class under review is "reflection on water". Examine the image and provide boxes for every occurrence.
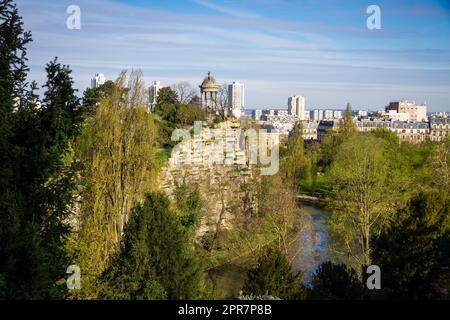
[208,204,330,297]
[207,263,247,298]
[291,205,330,284]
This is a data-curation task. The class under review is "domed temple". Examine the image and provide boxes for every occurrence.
[199,71,219,113]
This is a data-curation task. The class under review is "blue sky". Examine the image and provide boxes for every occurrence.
[16,0,450,111]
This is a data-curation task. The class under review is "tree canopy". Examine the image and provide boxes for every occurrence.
[100,192,205,300]
[242,247,308,300]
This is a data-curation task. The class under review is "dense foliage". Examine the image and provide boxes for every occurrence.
[310,261,363,300]
[100,192,205,299]
[0,0,83,298]
[242,247,308,300]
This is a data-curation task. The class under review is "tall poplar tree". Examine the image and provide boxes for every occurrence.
[74,70,159,297]
[338,102,356,140]
[283,121,311,186]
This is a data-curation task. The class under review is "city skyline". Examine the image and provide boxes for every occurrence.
[16,0,450,111]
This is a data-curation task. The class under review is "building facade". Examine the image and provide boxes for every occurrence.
[317,120,339,142]
[288,96,306,120]
[91,73,106,88]
[262,112,299,136]
[228,81,245,119]
[430,115,450,142]
[356,119,392,133]
[310,109,323,122]
[301,121,318,141]
[310,111,447,145]
[386,109,409,121]
[391,121,430,144]
[333,110,343,119]
[252,109,262,121]
[386,100,427,122]
[323,110,334,120]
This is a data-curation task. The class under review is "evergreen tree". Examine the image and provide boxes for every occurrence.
[100,192,204,300]
[0,0,31,108]
[0,1,83,298]
[310,261,363,300]
[40,58,84,150]
[82,80,114,114]
[154,86,178,121]
[371,190,450,299]
[242,247,307,300]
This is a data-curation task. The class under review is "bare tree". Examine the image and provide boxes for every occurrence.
[188,94,201,107]
[172,81,197,104]
[217,83,229,118]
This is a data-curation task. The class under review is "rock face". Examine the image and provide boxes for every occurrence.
[160,119,281,241]
[160,163,258,239]
[161,120,262,240]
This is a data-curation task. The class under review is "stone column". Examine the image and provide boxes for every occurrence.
[202,92,207,109]
[215,92,219,114]
[210,91,213,110]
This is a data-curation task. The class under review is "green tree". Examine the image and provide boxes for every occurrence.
[426,135,449,191]
[174,181,203,233]
[327,134,405,268]
[82,80,114,114]
[283,122,311,187]
[258,174,303,255]
[175,103,206,126]
[338,102,356,140]
[319,129,339,168]
[371,190,450,299]
[74,70,159,298]
[310,261,363,300]
[0,1,83,298]
[319,103,356,168]
[154,86,178,121]
[100,192,204,300]
[208,173,307,272]
[371,127,431,195]
[242,247,307,300]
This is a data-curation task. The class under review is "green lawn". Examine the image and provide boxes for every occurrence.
[298,174,329,197]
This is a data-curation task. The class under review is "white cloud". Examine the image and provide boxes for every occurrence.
[15,0,450,111]
[191,0,261,19]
